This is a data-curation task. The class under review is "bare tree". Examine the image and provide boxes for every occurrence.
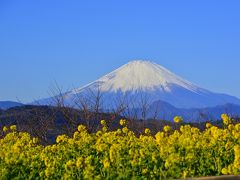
[138,91,152,121]
[48,83,79,134]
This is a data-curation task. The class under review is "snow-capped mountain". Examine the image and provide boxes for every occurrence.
[37,60,240,109]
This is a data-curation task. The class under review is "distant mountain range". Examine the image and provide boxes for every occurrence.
[146,100,240,122]
[0,101,24,110]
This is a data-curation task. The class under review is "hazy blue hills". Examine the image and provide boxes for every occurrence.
[146,100,240,122]
[0,101,24,110]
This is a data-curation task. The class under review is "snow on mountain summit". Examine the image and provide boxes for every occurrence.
[75,60,199,93]
[37,60,240,109]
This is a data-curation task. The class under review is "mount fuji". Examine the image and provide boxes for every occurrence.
[36,60,240,113]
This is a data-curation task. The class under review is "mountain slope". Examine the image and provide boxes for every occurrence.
[0,101,24,110]
[37,60,240,109]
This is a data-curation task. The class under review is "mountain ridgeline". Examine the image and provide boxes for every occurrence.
[35,60,240,121]
[0,101,24,110]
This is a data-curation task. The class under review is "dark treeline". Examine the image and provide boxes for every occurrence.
[1,105,240,145]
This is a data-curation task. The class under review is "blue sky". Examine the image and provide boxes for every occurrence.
[0,0,240,103]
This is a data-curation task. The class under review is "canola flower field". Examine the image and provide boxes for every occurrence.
[0,114,240,179]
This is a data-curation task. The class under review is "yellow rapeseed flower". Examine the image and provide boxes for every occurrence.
[56,134,68,143]
[221,168,228,175]
[235,124,240,131]
[10,125,17,131]
[65,160,75,171]
[103,159,110,168]
[142,168,148,174]
[100,120,106,126]
[3,126,8,132]
[206,122,212,128]
[119,119,126,126]
[102,126,108,132]
[76,157,84,168]
[32,138,38,144]
[164,125,171,132]
[174,116,183,123]
[122,127,129,134]
[228,124,234,131]
[78,125,86,132]
[221,114,232,125]
[144,128,151,134]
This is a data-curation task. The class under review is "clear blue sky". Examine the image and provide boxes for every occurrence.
[0,0,240,103]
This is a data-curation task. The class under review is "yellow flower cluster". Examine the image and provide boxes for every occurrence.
[221,113,232,125]
[1,114,240,179]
